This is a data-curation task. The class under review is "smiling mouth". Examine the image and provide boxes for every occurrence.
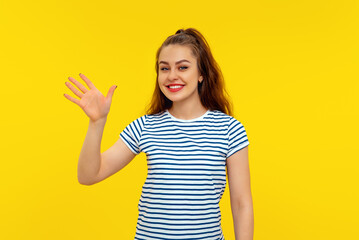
[166,84,184,92]
[167,85,184,89]
[167,84,185,89]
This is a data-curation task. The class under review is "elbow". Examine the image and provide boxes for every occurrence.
[77,176,96,186]
[78,180,93,186]
[77,168,100,185]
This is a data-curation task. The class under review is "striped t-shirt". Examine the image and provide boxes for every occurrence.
[119,109,250,240]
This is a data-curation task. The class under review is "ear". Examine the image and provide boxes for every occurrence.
[199,76,203,83]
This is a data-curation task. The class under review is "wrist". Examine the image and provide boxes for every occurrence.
[89,117,107,126]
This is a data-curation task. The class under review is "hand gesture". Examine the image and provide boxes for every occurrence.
[64,73,117,123]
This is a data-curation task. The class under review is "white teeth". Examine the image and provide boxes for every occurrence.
[168,85,183,89]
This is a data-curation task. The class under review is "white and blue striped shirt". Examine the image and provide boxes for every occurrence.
[119,109,250,240]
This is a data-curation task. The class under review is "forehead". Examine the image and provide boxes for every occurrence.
[158,44,196,63]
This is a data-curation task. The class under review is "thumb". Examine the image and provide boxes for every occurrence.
[106,85,117,100]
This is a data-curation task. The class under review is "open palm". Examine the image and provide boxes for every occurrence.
[64,73,117,122]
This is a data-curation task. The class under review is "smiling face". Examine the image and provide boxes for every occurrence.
[158,44,203,106]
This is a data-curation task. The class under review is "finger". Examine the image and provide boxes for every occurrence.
[64,93,81,106]
[79,73,96,90]
[65,81,84,99]
[106,85,117,100]
[68,76,88,93]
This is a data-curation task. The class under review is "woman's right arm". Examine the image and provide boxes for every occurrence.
[77,117,106,185]
[78,117,136,185]
[64,73,136,185]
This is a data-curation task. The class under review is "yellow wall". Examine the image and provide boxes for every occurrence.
[0,0,358,239]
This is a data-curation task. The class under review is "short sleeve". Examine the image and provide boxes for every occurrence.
[119,115,147,155]
[226,116,250,158]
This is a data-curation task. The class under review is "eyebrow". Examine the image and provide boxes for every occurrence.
[159,59,191,65]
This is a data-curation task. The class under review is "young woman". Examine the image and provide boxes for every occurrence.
[64,28,253,240]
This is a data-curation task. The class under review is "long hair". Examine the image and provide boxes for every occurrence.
[145,27,233,116]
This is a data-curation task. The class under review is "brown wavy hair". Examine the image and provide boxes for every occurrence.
[144,27,233,116]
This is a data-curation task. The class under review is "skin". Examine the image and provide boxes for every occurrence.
[227,146,254,240]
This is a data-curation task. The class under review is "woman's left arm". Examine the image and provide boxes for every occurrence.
[226,146,254,240]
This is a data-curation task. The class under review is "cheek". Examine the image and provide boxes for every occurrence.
[158,72,166,79]
[186,70,198,78]
[157,77,167,90]
[157,76,165,85]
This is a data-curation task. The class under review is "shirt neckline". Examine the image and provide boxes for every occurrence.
[165,109,210,122]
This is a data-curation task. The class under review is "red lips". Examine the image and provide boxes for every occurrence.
[167,84,184,92]
[167,84,184,87]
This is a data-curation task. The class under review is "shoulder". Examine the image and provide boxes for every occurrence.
[130,114,148,126]
[124,113,151,131]
[142,110,167,124]
[209,109,236,123]
[209,110,247,133]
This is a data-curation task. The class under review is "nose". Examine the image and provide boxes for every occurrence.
[168,68,178,81]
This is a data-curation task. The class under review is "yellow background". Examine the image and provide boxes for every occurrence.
[1,0,358,239]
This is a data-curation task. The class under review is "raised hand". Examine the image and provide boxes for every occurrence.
[64,73,117,123]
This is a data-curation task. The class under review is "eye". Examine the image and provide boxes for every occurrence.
[160,66,188,71]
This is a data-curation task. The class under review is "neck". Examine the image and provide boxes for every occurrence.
[168,102,208,120]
